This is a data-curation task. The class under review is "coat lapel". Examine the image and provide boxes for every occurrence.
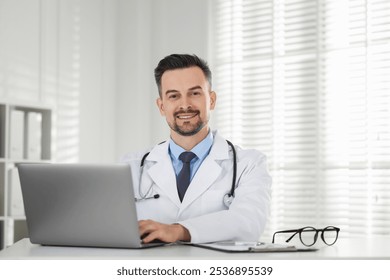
[143,132,231,212]
[145,142,181,208]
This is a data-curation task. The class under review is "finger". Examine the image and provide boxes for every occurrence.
[138,219,153,228]
[139,220,161,238]
[142,230,162,244]
[139,220,153,236]
[139,219,155,230]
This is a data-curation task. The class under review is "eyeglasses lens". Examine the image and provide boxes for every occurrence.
[322,226,338,245]
[299,227,317,246]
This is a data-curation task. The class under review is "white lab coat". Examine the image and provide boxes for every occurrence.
[121,131,271,243]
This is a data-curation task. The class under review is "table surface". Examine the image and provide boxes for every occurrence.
[0,237,389,260]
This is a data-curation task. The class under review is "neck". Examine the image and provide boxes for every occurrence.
[171,126,210,151]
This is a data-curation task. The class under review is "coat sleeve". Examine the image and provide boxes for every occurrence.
[179,149,272,243]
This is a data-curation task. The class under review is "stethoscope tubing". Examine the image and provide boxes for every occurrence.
[138,140,237,205]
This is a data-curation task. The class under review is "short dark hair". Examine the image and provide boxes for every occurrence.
[154,54,212,96]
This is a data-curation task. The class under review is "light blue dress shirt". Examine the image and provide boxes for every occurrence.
[169,131,214,181]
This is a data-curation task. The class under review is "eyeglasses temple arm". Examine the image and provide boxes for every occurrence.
[272,229,300,243]
[285,231,300,243]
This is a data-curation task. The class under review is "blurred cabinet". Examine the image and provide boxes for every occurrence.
[0,101,52,250]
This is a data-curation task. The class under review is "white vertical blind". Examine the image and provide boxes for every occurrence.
[211,0,390,239]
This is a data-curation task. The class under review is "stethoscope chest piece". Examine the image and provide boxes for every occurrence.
[223,193,234,207]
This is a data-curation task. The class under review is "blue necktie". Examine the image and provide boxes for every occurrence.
[177,151,196,202]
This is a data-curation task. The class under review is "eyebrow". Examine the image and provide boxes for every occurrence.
[164,86,203,96]
[165,89,179,95]
[188,86,203,91]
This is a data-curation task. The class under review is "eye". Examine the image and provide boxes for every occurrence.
[168,94,178,99]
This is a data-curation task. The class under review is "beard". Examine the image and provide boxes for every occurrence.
[168,109,207,136]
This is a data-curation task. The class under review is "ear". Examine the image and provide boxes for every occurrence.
[156,97,165,116]
[209,91,217,110]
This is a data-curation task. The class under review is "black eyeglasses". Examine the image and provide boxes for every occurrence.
[272,226,340,247]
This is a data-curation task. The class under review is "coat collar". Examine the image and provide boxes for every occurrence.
[145,131,230,210]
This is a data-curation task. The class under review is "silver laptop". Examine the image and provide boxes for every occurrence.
[17,163,162,249]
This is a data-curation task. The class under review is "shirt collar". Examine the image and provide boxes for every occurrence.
[169,130,214,161]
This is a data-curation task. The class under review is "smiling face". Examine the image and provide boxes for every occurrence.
[156,66,216,140]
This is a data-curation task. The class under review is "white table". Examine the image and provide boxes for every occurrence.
[1,237,389,259]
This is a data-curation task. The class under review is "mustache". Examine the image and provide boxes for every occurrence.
[174,109,200,117]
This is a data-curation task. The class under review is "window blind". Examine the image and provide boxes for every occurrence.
[211,0,390,239]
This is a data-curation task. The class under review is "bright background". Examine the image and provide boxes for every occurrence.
[1,0,389,241]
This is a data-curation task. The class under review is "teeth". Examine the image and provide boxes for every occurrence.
[177,113,197,119]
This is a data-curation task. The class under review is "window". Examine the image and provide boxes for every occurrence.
[211,0,390,239]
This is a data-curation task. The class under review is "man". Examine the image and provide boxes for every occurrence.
[122,54,271,244]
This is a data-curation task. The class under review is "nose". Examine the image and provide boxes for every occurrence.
[179,96,192,110]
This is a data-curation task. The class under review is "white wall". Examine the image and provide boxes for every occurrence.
[78,0,117,163]
[0,0,40,101]
[115,0,153,158]
[0,0,209,162]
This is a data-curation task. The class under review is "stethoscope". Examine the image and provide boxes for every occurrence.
[135,140,237,207]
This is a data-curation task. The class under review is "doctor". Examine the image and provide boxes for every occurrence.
[121,54,271,244]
